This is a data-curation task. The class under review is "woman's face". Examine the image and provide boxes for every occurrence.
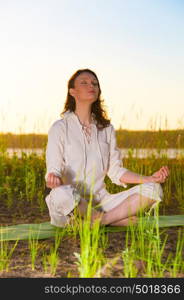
[69,72,99,104]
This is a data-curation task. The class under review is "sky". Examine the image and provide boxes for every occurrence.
[0,0,184,133]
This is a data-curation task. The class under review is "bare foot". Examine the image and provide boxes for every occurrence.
[109,216,138,226]
[91,210,104,225]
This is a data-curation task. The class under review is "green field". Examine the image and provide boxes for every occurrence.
[0,137,184,277]
[0,129,184,149]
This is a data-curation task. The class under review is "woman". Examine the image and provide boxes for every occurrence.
[45,68,169,227]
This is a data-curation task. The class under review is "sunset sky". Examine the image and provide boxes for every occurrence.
[0,0,184,133]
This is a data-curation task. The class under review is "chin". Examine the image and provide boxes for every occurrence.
[88,95,98,101]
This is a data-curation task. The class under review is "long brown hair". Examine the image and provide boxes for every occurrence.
[60,69,111,130]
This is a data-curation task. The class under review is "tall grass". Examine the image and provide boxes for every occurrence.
[0,150,47,212]
[169,229,184,277]
[28,226,41,271]
[42,227,66,276]
[0,133,184,215]
[0,123,184,278]
[1,128,184,149]
[0,228,19,272]
[73,170,108,278]
[120,204,184,278]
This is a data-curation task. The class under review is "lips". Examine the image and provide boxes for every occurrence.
[88,90,95,94]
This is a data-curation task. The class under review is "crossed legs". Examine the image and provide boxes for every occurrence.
[91,193,157,226]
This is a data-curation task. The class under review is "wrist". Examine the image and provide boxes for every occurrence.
[143,175,154,183]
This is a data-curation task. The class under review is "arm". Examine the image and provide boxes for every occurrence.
[120,170,152,184]
[107,125,129,188]
[45,121,65,188]
[120,166,170,184]
[107,125,170,186]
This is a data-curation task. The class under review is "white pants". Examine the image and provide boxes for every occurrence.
[45,184,81,227]
[45,182,163,227]
[100,182,163,212]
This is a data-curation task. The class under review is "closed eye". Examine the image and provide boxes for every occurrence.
[80,81,98,86]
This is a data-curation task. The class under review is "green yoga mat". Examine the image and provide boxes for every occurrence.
[1,215,184,241]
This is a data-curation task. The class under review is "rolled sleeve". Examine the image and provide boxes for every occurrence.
[45,121,65,182]
[107,125,128,188]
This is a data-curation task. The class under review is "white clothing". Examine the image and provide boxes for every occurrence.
[45,184,80,227]
[45,110,163,227]
[45,110,128,199]
[76,112,93,144]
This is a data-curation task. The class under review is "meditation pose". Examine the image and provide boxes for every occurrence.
[45,69,169,227]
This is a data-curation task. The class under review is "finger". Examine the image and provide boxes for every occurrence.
[46,181,52,188]
[52,178,56,187]
[48,182,55,189]
[46,182,50,188]
[162,171,167,180]
[46,174,51,185]
[160,173,166,182]
[56,177,61,186]
[165,166,170,176]
[54,177,59,186]
[54,176,62,187]
[48,172,54,181]
[52,178,57,188]
[51,174,55,185]
[46,175,51,187]
[162,166,170,176]
[47,173,55,188]
[160,170,166,177]
[54,177,60,187]
[156,171,163,179]
[160,171,167,182]
[51,173,58,185]
[47,174,52,186]
[159,169,165,177]
[161,167,168,177]
[157,173,165,182]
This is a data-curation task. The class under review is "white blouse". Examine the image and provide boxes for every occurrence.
[75,112,93,144]
[45,110,128,204]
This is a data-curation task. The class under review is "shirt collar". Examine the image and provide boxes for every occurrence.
[62,110,97,125]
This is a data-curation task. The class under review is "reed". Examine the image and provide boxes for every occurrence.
[74,169,107,278]
[45,227,66,276]
[0,228,19,272]
[0,121,184,277]
[169,229,184,277]
[28,226,41,271]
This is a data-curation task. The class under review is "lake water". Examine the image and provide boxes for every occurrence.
[5,148,184,159]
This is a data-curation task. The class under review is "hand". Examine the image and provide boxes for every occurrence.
[46,172,63,189]
[151,166,170,183]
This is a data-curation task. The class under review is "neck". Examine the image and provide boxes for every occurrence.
[74,105,92,126]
